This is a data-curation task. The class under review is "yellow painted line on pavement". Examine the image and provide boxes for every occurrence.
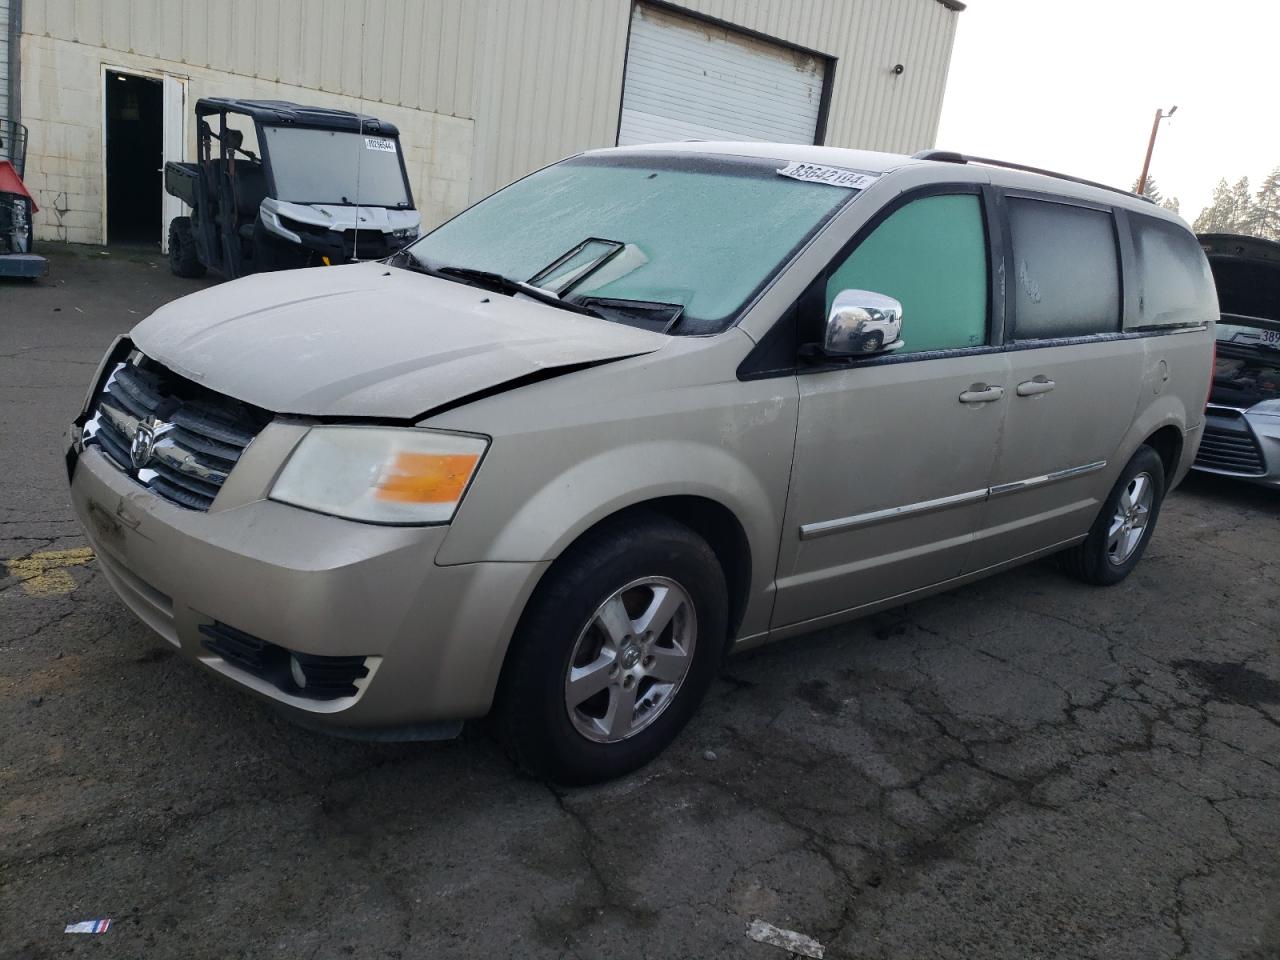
[3,547,95,597]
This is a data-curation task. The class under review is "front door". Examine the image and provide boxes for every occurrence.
[773,191,1009,629]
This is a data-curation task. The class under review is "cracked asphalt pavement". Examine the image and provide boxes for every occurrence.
[3,247,1279,959]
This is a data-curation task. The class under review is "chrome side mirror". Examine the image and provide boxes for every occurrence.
[824,289,904,357]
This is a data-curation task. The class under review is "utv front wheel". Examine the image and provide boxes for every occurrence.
[168,217,206,278]
[496,514,727,785]
[1061,445,1166,586]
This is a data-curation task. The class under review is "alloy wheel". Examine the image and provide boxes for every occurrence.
[1107,471,1154,565]
[563,576,697,743]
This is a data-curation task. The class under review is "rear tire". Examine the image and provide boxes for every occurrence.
[1061,445,1166,586]
[168,217,206,278]
[495,513,727,785]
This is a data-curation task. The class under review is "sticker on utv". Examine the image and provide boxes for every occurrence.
[777,162,877,189]
[365,137,396,153]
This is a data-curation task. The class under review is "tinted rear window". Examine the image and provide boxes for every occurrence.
[1131,216,1217,328]
[1009,198,1121,339]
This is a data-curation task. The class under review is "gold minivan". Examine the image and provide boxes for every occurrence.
[68,143,1216,783]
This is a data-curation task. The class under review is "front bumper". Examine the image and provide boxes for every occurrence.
[1191,405,1280,489]
[67,433,548,729]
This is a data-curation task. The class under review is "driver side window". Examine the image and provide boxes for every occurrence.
[825,194,989,354]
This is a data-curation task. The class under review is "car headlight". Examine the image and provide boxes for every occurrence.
[1251,399,1280,418]
[269,426,487,525]
[391,226,418,241]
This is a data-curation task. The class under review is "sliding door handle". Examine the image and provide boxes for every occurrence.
[1016,376,1056,397]
[959,384,1005,404]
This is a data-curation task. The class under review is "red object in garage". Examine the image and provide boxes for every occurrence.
[0,160,38,211]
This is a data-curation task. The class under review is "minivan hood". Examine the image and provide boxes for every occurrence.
[131,262,670,418]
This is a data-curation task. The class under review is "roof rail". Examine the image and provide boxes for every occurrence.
[912,150,1153,203]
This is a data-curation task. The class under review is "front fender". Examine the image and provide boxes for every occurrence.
[440,440,781,568]
[431,342,800,640]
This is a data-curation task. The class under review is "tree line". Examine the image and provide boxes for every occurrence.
[1132,177,1182,215]
[1129,169,1280,240]
[1188,169,1280,239]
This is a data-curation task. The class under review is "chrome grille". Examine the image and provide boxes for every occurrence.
[83,356,269,510]
[1195,407,1266,476]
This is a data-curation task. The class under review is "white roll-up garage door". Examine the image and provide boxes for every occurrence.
[618,3,828,147]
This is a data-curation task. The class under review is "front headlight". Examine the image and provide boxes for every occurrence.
[269,426,487,525]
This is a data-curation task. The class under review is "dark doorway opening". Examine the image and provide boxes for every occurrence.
[105,71,163,245]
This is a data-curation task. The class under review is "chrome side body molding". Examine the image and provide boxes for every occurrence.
[800,461,1108,541]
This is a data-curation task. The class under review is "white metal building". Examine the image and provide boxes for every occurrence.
[1,0,14,127]
[13,0,963,247]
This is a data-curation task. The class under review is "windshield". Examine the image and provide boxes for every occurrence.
[405,154,859,334]
[262,126,410,207]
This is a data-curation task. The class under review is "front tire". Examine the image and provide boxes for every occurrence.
[858,330,885,354]
[168,216,207,278]
[496,514,727,785]
[1061,445,1166,586]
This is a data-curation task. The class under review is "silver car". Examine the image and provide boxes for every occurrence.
[1194,233,1280,487]
[67,143,1217,783]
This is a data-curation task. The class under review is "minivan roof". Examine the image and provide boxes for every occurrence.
[593,140,1187,226]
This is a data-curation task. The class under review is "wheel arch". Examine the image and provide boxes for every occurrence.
[510,495,754,647]
[606,496,752,643]
[489,494,755,737]
[1108,392,1192,486]
[1142,424,1184,481]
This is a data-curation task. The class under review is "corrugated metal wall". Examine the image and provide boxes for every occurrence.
[467,0,958,197]
[675,0,958,152]
[0,0,10,121]
[21,0,481,120]
[469,0,633,200]
[21,0,959,235]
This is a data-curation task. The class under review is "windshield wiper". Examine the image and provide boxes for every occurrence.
[424,264,605,319]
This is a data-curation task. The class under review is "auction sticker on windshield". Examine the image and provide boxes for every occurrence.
[777,162,877,190]
[365,137,396,153]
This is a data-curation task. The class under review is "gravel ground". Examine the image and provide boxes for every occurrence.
[2,247,1278,960]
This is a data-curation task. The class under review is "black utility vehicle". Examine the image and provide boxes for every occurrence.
[164,98,420,279]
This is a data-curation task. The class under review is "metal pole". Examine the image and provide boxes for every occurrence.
[1137,109,1164,197]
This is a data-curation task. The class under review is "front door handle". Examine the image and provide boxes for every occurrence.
[1016,376,1056,397]
[959,384,1005,404]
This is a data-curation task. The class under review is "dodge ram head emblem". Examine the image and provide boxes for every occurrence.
[129,416,169,469]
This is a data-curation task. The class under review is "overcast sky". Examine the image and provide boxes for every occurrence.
[935,0,1280,221]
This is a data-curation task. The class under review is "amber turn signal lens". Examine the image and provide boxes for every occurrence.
[375,452,480,503]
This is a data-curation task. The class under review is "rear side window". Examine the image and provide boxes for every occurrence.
[1131,216,1217,327]
[825,194,988,354]
[1009,198,1121,339]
